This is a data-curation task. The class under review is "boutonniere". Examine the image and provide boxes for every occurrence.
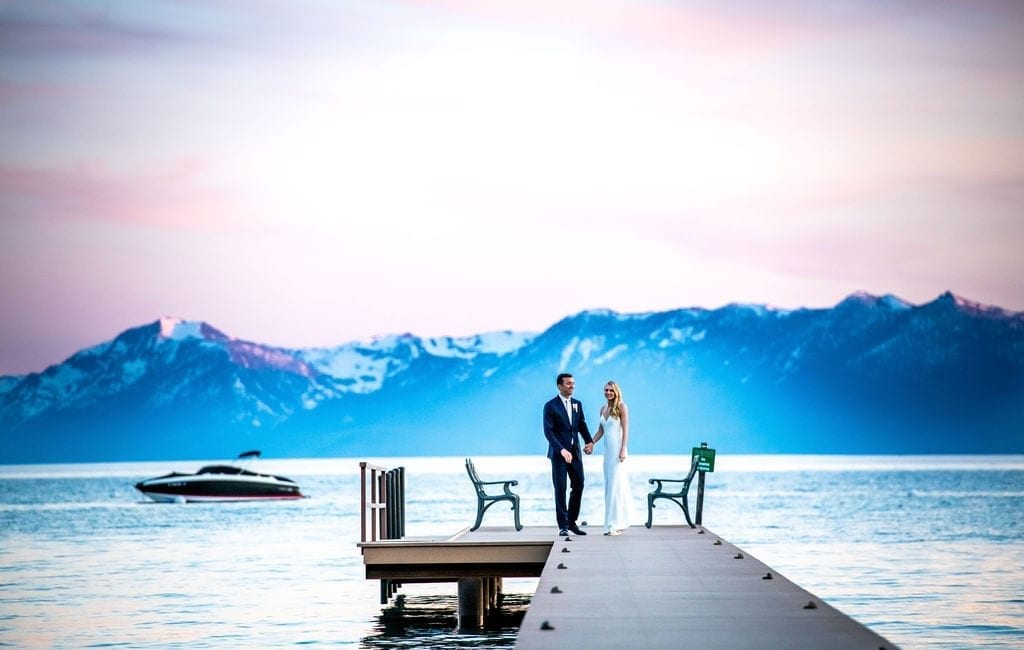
[572,403,578,412]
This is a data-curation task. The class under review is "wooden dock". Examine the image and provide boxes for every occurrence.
[359,525,550,582]
[358,524,898,649]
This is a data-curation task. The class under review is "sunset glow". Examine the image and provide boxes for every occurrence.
[1,0,1022,374]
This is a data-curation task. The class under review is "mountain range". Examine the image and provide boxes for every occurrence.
[1,291,1022,463]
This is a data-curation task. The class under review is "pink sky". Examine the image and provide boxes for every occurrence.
[1,0,1023,375]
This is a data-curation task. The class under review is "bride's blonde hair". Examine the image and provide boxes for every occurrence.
[604,381,623,419]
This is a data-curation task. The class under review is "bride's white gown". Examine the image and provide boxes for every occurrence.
[600,413,635,532]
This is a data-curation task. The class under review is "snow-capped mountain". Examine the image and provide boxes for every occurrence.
[297,329,534,394]
[1,291,1021,462]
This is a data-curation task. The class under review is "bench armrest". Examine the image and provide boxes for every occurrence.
[648,477,689,484]
[478,479,518,486]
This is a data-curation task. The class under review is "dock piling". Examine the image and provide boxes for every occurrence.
[457,578,484,629]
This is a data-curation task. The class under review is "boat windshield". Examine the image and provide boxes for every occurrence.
[197,465,260,476]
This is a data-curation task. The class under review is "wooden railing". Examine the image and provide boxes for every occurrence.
[360,461,386,542]
[359,461,405,603]
[385,465,405,540]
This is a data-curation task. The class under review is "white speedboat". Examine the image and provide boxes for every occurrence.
[134,450,305,502]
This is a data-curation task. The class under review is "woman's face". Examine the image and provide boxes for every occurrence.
[604,385,616,400]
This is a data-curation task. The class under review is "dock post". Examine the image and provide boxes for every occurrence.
[490,576,503,610]
[395,467,405,538]
[695,442,707,525]
[695,469,706,525]
[482,578,492,617]
[457,578,484,630]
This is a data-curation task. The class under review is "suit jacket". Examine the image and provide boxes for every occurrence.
[543,395,593,460]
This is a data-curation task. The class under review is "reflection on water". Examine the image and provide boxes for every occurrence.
[363,594,530,648]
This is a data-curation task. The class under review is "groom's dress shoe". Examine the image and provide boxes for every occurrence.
[558,528,569,537]
[568,524,587,535]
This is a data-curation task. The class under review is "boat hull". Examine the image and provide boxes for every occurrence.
[134,474,305,503]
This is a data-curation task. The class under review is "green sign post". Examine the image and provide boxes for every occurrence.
[692,442,715,525]
[692,445,716,472]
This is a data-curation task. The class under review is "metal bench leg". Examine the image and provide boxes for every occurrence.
[660,496,695,529]
[681,498,695,529]
[512,495,522,531]
[645,494,656,528]
[471,500,487,531]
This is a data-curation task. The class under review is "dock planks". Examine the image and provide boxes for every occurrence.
[516,525,896,649]
[359,525,551,581]
[358,524,897,649]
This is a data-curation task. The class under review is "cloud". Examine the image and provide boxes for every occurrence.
[1,0,1023,374]
[0,3,198,57]
[0,161,236,230]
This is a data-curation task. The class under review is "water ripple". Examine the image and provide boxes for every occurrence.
[1,456,1022,648]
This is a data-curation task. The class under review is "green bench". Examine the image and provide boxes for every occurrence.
[645,455,700,528]
[465,458,522,531]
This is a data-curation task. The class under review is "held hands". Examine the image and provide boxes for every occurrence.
[561,443,595,462]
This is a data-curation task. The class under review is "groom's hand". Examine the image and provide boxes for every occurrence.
[560,448,573,463]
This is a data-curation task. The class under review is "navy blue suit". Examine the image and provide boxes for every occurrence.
[543,395,593,530]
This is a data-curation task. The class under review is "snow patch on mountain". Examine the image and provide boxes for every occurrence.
[299,330,533,392]
[577,337,602,364]
[16,363,88,418]
[156,317,231,344]
[77,342,110,359]
[559,338,579,370]
[479,330,534,354]
[422,337,474,359]
[880,294,912,310]
[150,373,196,407]
[726,303,778,317]
[228,376,295,426]
[655,327,707,348]
[423,330,534,358]
[300,382,342,409]
[227,341,315,377]
[783,345,804,373]
[593,344,627,365]
[841,291,912,311]
[47,363,86,396]
[159,317,203,340]
[121,360,147,386]
[361,334,421,356]
[300,387,335,409]
[579,308,653,322]
[254,399,276,416]
[946,292,1018,317]
[301,345,398,393]
[578,308,618,319]
[560,336,603,367]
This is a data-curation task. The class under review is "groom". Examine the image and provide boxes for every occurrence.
[543,372,594,536]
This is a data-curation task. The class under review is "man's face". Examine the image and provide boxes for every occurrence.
[558,377,575,398]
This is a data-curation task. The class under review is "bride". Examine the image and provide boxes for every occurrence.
[592,380,635,535]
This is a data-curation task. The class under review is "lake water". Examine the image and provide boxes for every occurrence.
[1,455,1022,648]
